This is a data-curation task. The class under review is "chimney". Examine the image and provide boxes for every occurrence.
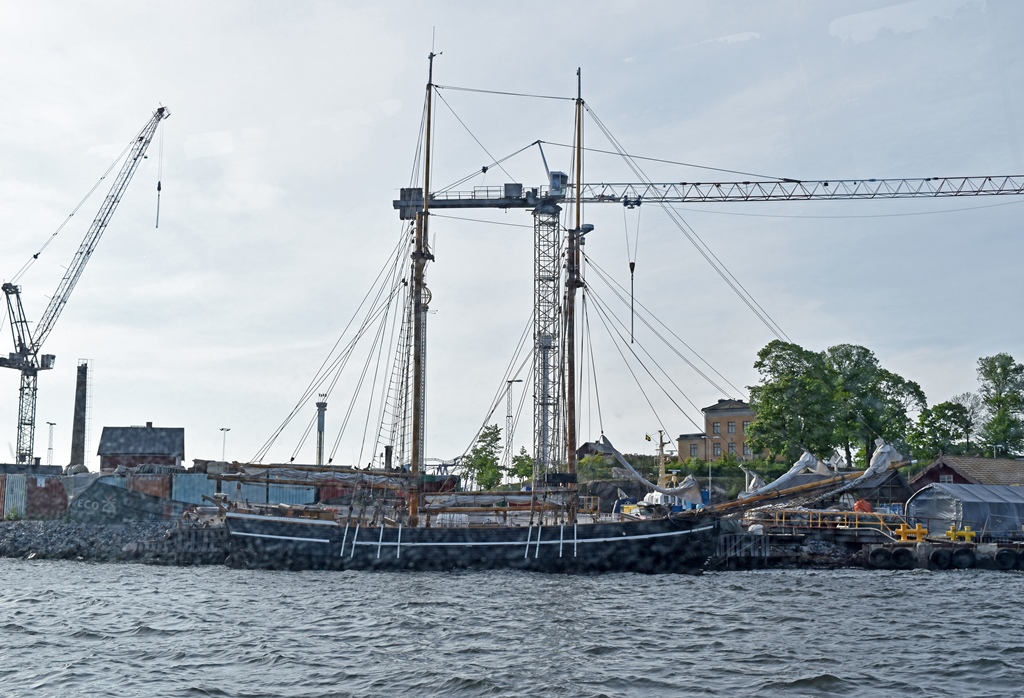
[146,421,153,428]
[69,360,88,467]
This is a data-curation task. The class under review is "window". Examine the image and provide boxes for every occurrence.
[690,444,698,458]
[713,443,722,457]
[743,443,752,456]
[728,421,736,434]
[743,421,750,433]
[939,474,953,483]
[728,442,736,454]
[712,422,721,434]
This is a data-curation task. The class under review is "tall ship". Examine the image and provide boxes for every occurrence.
[223,59,721,573]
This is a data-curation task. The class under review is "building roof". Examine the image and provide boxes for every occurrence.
[98,424,185,458]
[911,455,1024,487]
[702,399,751,413]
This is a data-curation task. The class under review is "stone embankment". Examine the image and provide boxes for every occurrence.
[0,521,227,564]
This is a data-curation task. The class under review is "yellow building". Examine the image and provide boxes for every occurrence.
[676,399,756,462]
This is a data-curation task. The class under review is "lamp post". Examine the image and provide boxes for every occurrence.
[46,422,55,466]
[220,427,230,462]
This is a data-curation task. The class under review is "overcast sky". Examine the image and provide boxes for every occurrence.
[1,0,1021,469]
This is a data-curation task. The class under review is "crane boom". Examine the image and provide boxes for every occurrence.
[0,105,170,464]
[394,173,1024,217]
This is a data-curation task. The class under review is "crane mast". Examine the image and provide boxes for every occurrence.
[1,105,170,464]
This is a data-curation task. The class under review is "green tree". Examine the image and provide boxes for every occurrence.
[749,341,925,466]
[466,424,503,490]
[510,446,534,482]
[949,391,983,453]
[977,353,1024,456]
[825,345,925,466]
[908,400,971,460]
[747,340,837,462]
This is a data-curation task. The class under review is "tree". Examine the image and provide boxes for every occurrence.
[908,400,971,460]
[825,345,925,466]
[747,340,836,462]
[977,353,1024,413]
[510,446,534,482]
[825,344,882,467]
[977,353,1024,457]
[748,340,925,466]
[466,424,503,490]
[949,391,983,453]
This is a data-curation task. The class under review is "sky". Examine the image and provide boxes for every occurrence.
[0,0,1021,470]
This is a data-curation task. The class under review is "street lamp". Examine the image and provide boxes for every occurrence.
[220,427,230,462]
[46,422,56,466]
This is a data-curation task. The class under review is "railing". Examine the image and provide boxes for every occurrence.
[747,508,907,535]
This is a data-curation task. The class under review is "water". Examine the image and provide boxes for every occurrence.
[1,560,1022,697]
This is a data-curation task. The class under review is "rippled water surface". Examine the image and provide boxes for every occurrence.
[1,560,1022,696]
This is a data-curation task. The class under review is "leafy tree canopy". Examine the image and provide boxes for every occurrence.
[748,340,925,466]
[465,424,503,490]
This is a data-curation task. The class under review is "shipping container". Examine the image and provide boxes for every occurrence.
[171,473,219,505]
[225,481,315,505]
[70,480,179,523]
[26,476,69,520]
[4,474,27,520]
[127,473,172,500]
[0,474,6,516]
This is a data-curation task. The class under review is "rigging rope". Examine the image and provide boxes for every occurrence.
[583,103,791,343]
[434,90,517,185]
[584,254,746,399]
[586,283,705,432]
[538,140,796,181]
[10,138,135,285]
[434,84,573,102]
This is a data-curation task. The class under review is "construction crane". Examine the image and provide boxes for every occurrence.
[394,170,1024,475]
[1,105,170,464]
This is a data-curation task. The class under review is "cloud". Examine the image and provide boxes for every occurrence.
[829,0,984,43]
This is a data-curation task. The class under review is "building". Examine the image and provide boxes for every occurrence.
[97,421,185,473]
[677,399,756,462]
[910,454,1024,491]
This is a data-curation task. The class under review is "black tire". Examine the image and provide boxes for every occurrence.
[929,547,952,570]
[892,546,915,570]
[951,546,976,569]
[868,547,892,569]
[994,548,1017,571]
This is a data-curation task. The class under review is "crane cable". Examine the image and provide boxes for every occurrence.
[583,103,791,343]
[10,139,135,285]
[623,202,641,343]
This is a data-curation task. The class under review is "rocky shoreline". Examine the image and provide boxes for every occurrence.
[0,521,227,564]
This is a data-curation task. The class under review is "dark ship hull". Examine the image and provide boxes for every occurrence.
[225,511,719,574]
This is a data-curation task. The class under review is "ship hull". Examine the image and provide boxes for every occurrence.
[225,512,719,573]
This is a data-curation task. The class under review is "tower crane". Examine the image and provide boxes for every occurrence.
[394,170,1024,475]
[1,105,170,464]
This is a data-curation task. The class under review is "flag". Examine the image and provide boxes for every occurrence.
[645,434,652,442]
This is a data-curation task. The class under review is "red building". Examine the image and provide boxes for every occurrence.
[910,454,1024,491]
[98,422,185,473]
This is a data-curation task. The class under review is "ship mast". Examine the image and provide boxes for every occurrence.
[409,53,437,527]
[564,69,585,520]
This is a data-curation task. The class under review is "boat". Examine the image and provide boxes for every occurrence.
[223,58,721,573]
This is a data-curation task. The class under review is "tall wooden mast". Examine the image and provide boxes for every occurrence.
[409,53,437,527]
[564,69,584,518]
